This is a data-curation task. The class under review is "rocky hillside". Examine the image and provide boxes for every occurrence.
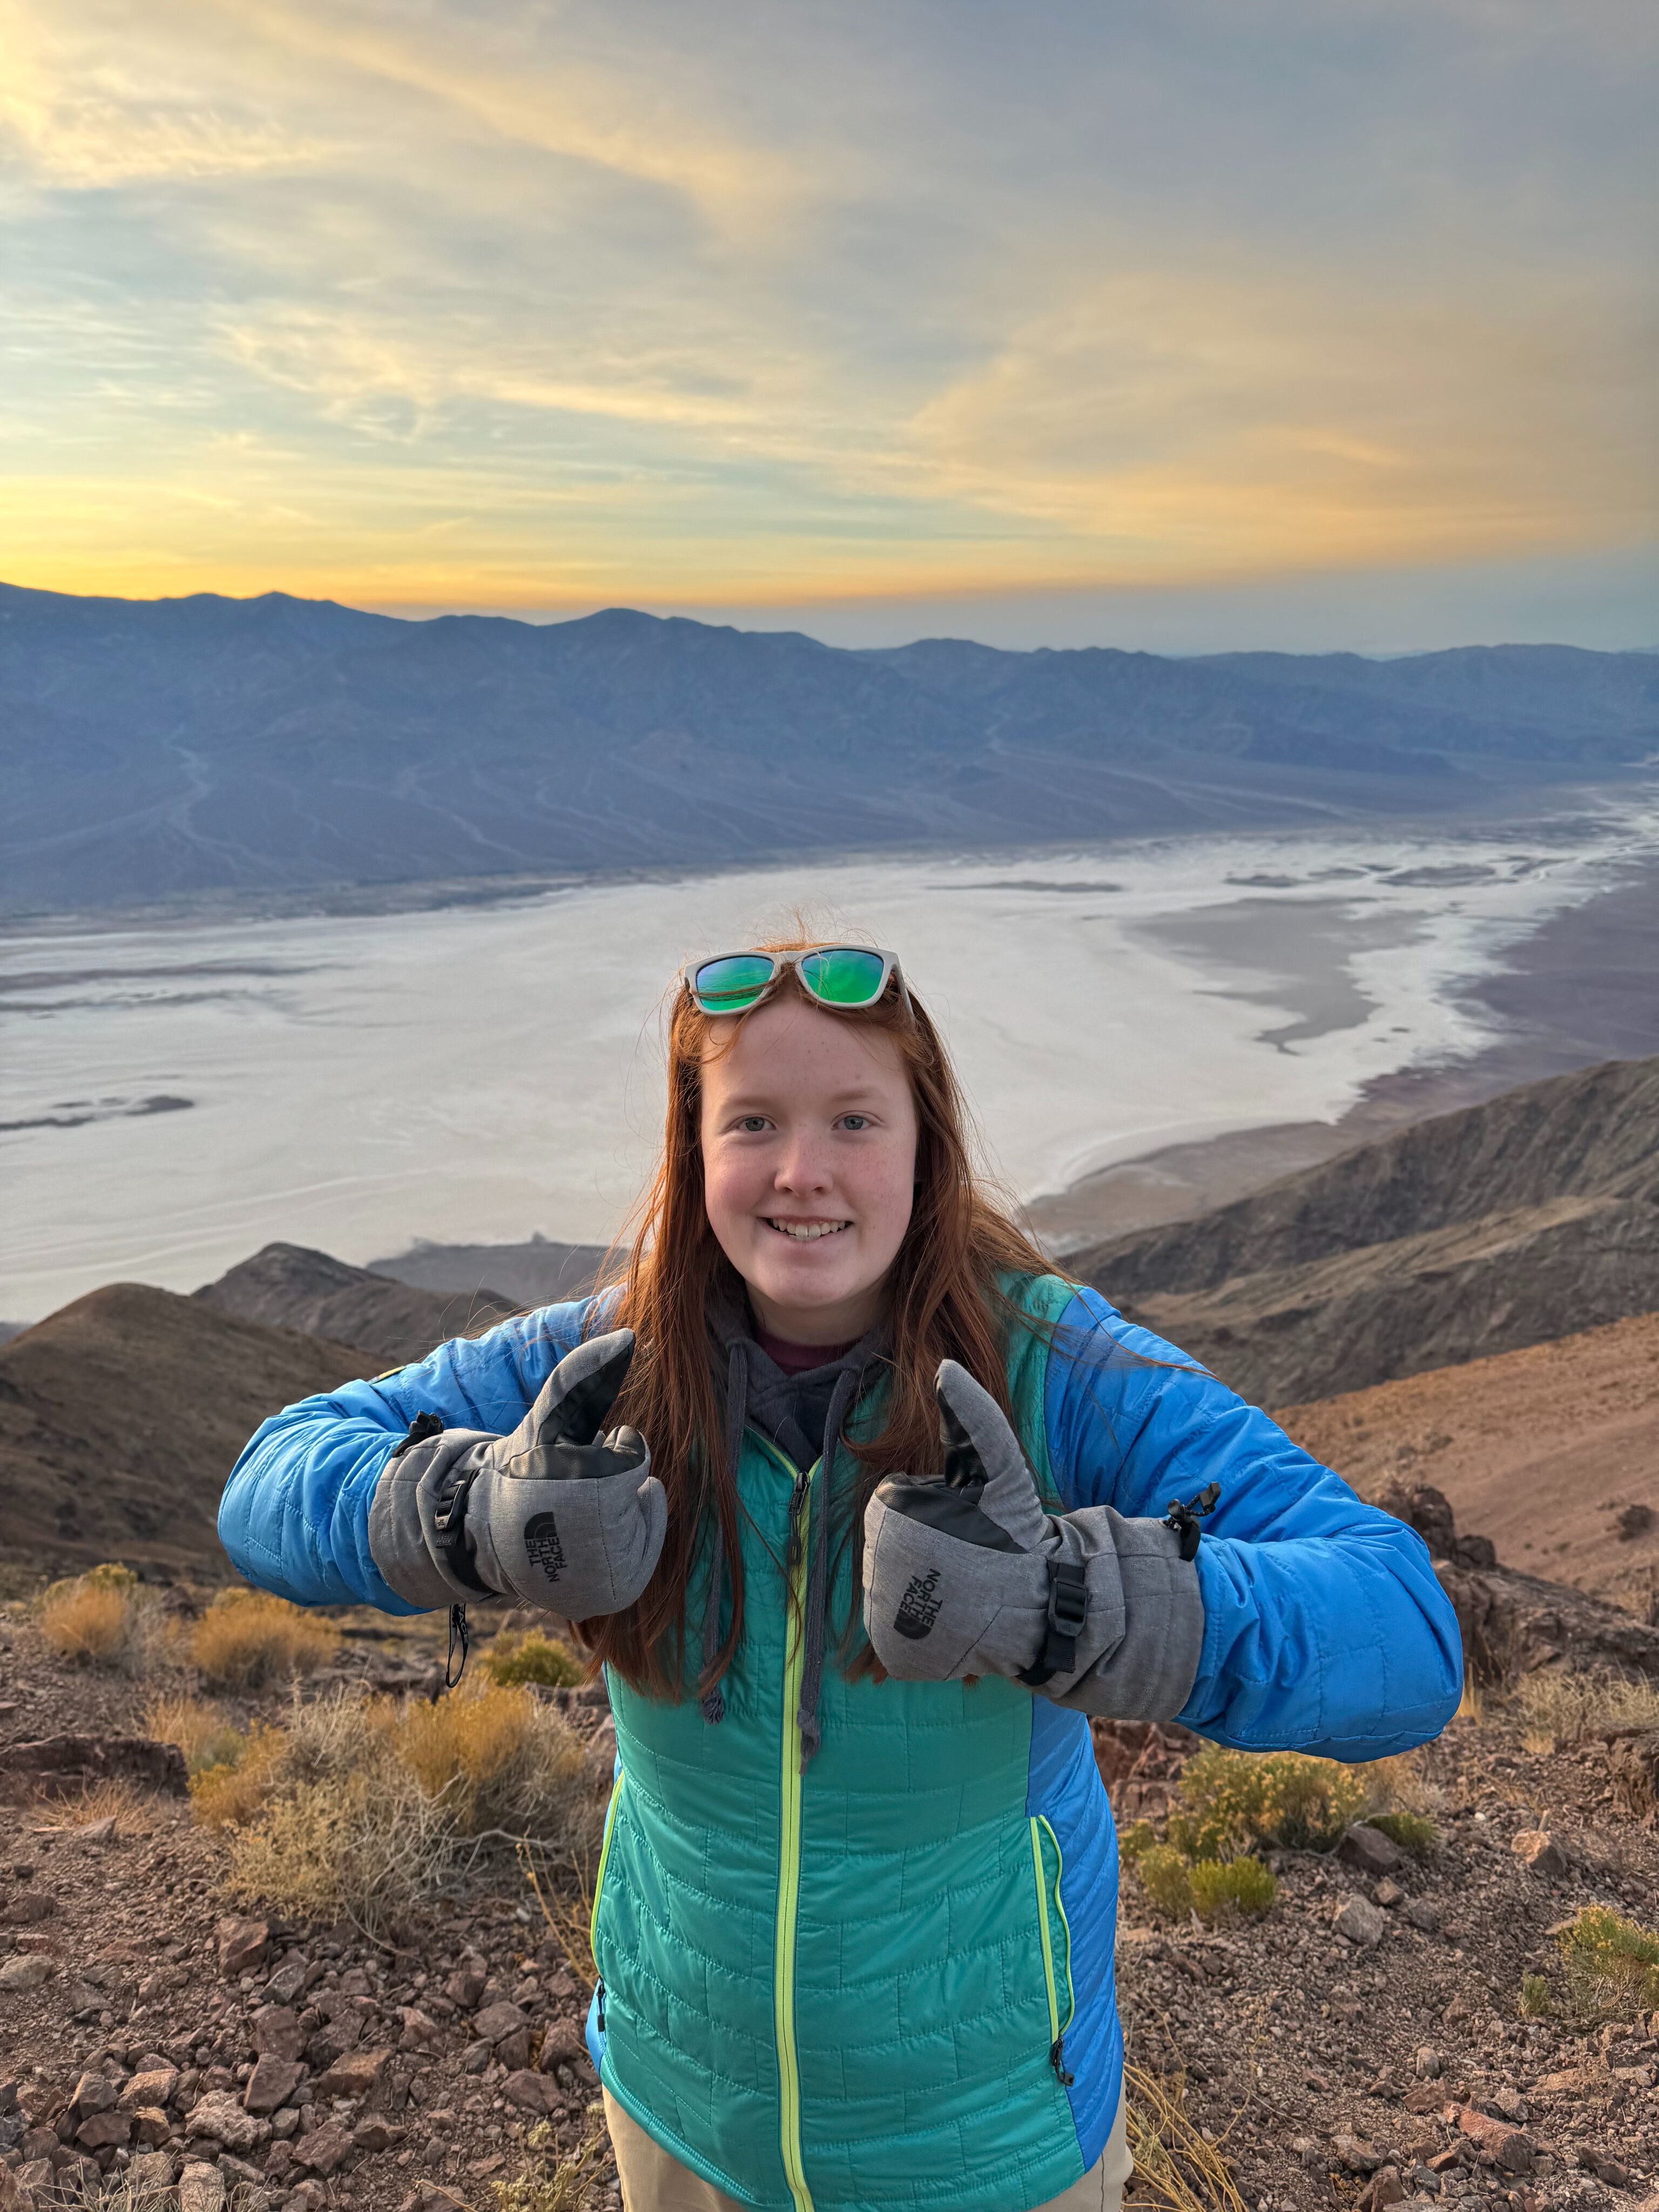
[0,1287,377,1586]
[1077,1054,1659,1406]
[1279,1311,1659,1622]
[195,1245,520,1372]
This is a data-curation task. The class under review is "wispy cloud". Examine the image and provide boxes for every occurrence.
[0,0,1651,630]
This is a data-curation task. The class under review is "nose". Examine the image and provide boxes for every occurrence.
[772,1127,832,1196]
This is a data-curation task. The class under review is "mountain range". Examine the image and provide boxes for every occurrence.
[4,581,1656,914]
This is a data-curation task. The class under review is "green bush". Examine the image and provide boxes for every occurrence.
[1363,1809,1438,1856]
[1136,1845,1195,1918]
[480,1629,585,1690]
[1518,1973,1552,2019]
[1557,1905,1659,2020]
[1188,1856,1277,1922]
[1164,1743,1368,1860]
[1116,1819,1156,1866]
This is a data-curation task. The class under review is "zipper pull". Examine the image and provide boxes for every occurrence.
[596,1978,606,2034]
[1049,2035,1074,2088]
[785,1470,811,1570]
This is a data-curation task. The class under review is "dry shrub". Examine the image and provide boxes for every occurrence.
[189,1587,341,1688]
[492,2112,609,2212]
[144,1692,246,1776]
[394,1681,589,1837]
[1165,1744,1368,1859]
[481,1628,585,1690]
[521,1838,599,1994]
[38,1563,163,1672]
[190,1722,290,1829]
[1556,1904,1659,2022]
[1186,1857,1277,1922]
[1136,1844,1197,1918]
[1516,1668,1659,1755]
[222,1682,603,1933]
[1124,2060,1247,2212]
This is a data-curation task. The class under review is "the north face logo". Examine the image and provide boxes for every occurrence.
[523,1512,566,1583]
[893,1567,942,1641]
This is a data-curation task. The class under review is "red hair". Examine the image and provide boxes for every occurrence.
[574,936,1055,1700]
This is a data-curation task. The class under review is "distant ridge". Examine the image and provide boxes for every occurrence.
[195,1242,522,1369]
[3,581,1655,914]
[1079,1053,1659,1406]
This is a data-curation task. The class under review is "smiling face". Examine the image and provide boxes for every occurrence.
[699,992,920,1345]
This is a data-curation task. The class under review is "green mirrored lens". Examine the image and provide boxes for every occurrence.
[799,947,887,1006]
[692,954,777,1011]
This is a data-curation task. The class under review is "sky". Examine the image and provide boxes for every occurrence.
[3,0,1655,651]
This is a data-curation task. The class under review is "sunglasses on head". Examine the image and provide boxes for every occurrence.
[681,945,907,1017]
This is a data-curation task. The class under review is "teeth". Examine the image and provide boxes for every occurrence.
[768,1219,849,1241]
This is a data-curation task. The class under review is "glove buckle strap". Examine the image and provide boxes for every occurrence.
[1016,1559,1088,1688]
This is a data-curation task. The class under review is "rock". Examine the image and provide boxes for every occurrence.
[352,2119,402,2153]
[1510,1829,1567,1876]
[1333,2135,1383,2174]
[1338,1824,1405,1877]
[502,2070,559,2116]
[119,2067,179,2112]
[70,2073,117,2117]
[0,1891,57,1927]
[186,2090,271,2153]
[13,2167,54,2202]
[130,2150,175,2190]
[1414,2046,1444,2079]
[244,2057,304,2114]
[444,1964,487,2010]
[1453,2106,1534,2174]
[132,2107,172,2146]
[264,2140,295,2182]
[216,1917,272,1976]
[536,2021,584,2071]
[0,2167,31,2212]
[398,2008,443,2052]
[0,1955,53,1992]
[1404,1897,1440,1932]
[0,1734,188,1799]
[1374,1877,1406,1907]
[178,2161,227,2212]
[1361,2167,1406,2211]
[1608,1734,1659,1820]
[295,2120,355,2176]
[251,2005,305,2062]
[312,2048,390,2098]
[264,1958,310,2007]
[1334,1894,1388,1947]
[1402,2083,1445,2114]
[58,1815,118,1847]
[76,2110,132,2149]
[1588,2154,1634,2190]
[495,2029,532,2070]
[460,2040,491,2074]
[471,2000,527,2045]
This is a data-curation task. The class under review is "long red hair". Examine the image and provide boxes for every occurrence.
[574,936,1056,1700]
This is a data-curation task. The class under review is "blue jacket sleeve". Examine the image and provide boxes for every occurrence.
[1044,1286,1462,1760]
[217,1300,596,1610]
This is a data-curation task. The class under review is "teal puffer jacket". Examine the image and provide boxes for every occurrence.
[218,1276,1464,2212]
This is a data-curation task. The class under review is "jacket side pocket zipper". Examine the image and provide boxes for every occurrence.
[589,1770,625,2044]
[1029,1814,1076,2087]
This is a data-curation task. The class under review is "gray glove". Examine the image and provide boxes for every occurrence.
[368,1330,666,1618]
[861,1360,1205,1721]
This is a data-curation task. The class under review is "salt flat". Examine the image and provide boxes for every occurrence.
[3,800,1656,1321]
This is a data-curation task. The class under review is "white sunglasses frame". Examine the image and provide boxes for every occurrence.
[680,945,909,1017]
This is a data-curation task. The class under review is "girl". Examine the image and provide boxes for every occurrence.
[220,938,1461,2212]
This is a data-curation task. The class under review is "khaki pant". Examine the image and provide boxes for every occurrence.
[605,2088,1131,2212]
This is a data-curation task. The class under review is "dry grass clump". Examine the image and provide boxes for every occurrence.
[1556,1904,1659,2022]
[480,1627,585,1690]
[1165,1745,1368,1859]
[38,1563,163,1672]
[188,1586,341,1688]
[219,1682,603,1933]
[1123,2061,1247,2212]
[144,1692,247,1776]
[491,2112,610,2212]
[1123,1837,1276,1924]
[190,1722,291,1828]
[1516,1667,1659,1755]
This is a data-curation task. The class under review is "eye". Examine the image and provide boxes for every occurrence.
[838,1113,871,1131]
[737,1115,771,1134]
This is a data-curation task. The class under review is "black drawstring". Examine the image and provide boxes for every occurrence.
[700,1344,746,1724]
[795,1365,860,1771]
[444,1602,470,1690]
[1164,1481,1222,1561]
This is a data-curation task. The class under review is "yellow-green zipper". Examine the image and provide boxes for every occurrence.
[590,1769,624,1958]
[1029,1814,1076,2086]
[759,1437,817,2212]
